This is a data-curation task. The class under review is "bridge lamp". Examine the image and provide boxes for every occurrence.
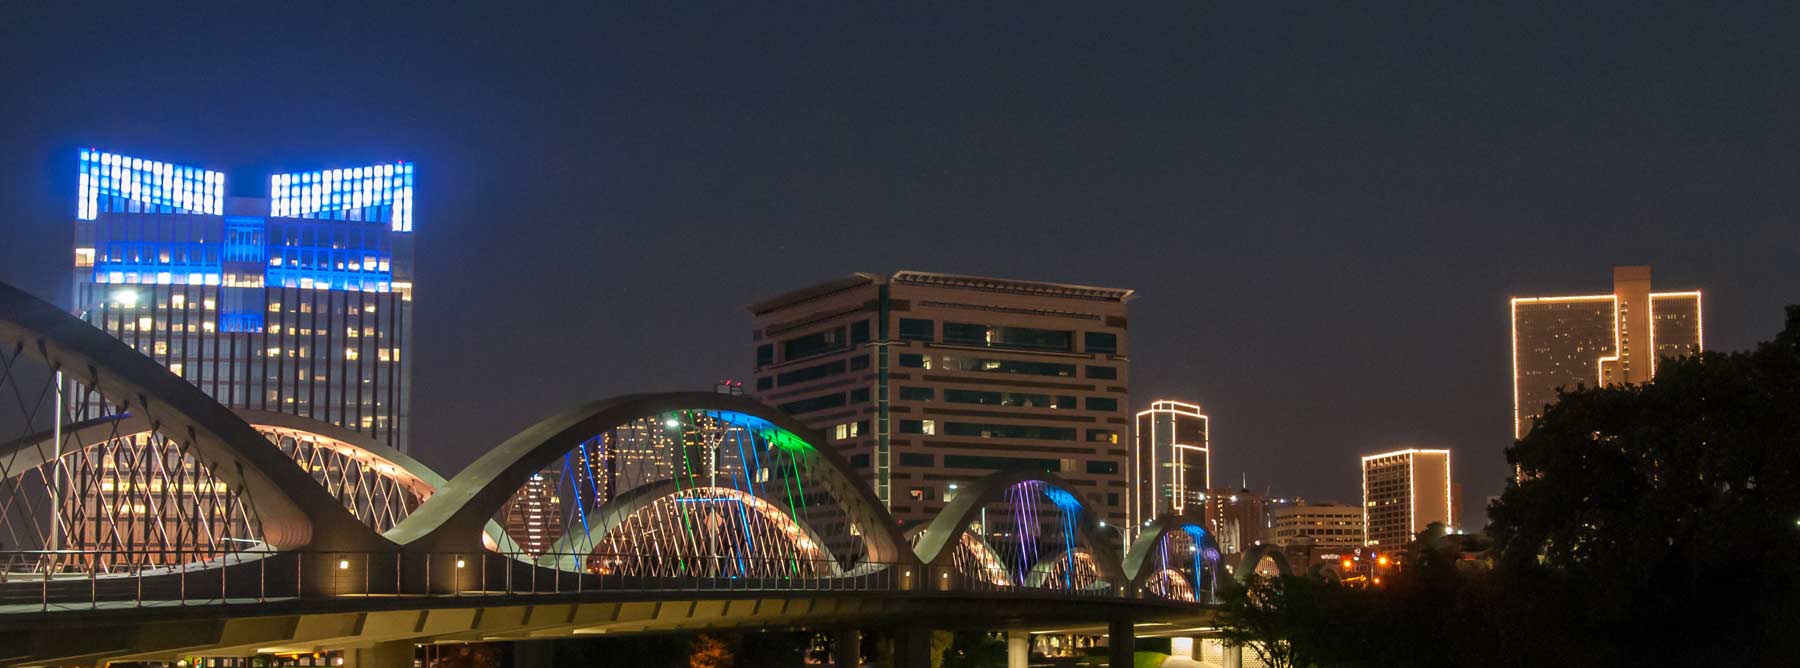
[456,559,466,569]
[338,559,350,570]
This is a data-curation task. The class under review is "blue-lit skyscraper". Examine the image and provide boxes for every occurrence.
[72,150,416,451]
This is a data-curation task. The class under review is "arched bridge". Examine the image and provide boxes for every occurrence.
[0,281,1259,666]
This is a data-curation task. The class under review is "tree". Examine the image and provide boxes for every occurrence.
[1491,305,1800,666]
[689,633,735,668]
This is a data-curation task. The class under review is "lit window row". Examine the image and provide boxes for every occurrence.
[269,163,415,232]
[95,271,224,286]
[77,150,225,220]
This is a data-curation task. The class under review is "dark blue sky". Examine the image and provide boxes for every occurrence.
[3,3,1796,524]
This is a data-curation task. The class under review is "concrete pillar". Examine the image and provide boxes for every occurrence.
[836,629,863,667]
[1006,630,1030,668]
[1224,642,1243,668]
[340,641,414,668]
[513,640,556,668]
[892,624,934,667]
[1107,620,1135,668]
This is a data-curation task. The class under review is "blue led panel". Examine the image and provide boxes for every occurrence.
[78,150,224,220]
[269,163,414,232]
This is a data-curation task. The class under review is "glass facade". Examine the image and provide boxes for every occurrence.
[71,150,416,452]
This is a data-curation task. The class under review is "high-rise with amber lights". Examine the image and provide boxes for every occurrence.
[1510,265,1701,439]
[72,149,416,451]
[1361,448,1452,549]
[1131,400,1209,534]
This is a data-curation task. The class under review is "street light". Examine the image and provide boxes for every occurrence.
[48,300,112,556]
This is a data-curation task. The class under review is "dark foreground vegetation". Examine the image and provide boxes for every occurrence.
[1219,306,1800,668]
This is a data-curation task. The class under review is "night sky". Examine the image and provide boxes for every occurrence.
[3,3,1797,525]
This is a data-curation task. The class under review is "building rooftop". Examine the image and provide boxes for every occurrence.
[890,271,1135,303]
[747,270,1135,315]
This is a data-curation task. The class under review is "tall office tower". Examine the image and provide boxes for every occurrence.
[1361,448,1452,549]
[747,271,1133,529]
[72,150,416,451]
[1131,400,1209,536]
[1202,487,1274,556]
[1271,503,1364,551]
[1511,265,1701,439]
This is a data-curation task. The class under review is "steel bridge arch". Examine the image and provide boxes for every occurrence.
[387,392,908,567]
[1122,514,1223,597]
[910,469,1127,588]
[0,281,387,552]
[533,480,844,574]
[1234,543,1294,582]
[0,407,518,550]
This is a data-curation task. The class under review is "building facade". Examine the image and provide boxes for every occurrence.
[1271,502,1364,551]
[1131,400,1209,535]
[1511,265,1701,439]
[71,150,415,451]
[746,271,1133,529]
[1202,487,1292,556]
[1361,448,1452,549]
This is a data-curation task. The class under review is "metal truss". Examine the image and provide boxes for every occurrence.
[497,409,871,579]
[1,343,262,575]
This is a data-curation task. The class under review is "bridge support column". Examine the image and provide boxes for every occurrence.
[1006,630,1030,668]
[835,629,862,667]
[1223,642,1243,668]
[1107,620,1135,668]
[340,641,414,668]
[892,624,934,667]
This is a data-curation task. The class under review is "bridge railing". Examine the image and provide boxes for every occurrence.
[0,549,1168,613]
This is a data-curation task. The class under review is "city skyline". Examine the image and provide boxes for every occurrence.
[4,4,1796,530]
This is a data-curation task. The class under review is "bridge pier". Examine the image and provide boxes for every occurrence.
[340,640,415,668]
[835,628,862,667]
[1107,619,1135,668]
[892,623,934,667]
[1006,630,1030,668]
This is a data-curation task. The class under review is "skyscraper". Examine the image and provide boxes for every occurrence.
[1511,265,1701,439]
[72,150,416,450]
[1131,400,1209,534]
[747,271,1133,529]
[1360,448,1452,549]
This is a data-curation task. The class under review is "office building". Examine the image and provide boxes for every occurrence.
[1271,502,1364,551]
[72,149,415,451]
[1203,487,1288,555]
[746,271,1133,529]
[1511,265,1701,438]
[1361,448,1452,549]
[1131,400,1209,535]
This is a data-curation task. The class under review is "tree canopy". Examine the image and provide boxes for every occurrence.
[1218,305,1800,667]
